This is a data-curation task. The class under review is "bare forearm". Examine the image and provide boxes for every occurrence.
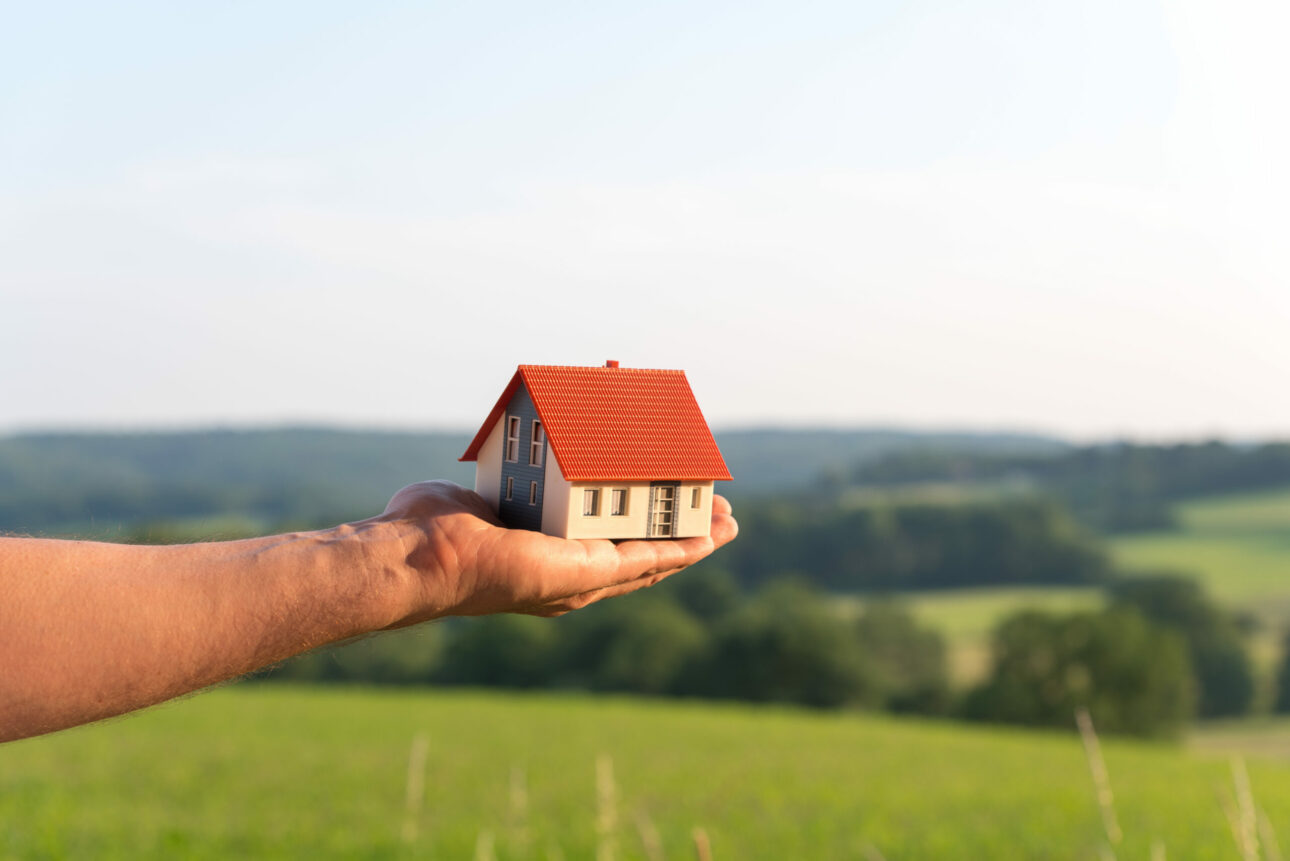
[0,523,415,742]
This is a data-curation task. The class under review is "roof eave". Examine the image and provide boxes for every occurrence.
[458,370,523,462]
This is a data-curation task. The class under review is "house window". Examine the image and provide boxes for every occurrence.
[505,476,514,501]
[529,481,538,505]
[505,416,520,462]
[529,420,545,467]
[611,488,628,516]
[691,487,702,509]
[583,488,600,516]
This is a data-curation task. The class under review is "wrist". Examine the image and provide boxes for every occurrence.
[323,517,449,632]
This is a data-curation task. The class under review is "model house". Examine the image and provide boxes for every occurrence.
[460,361,732,539]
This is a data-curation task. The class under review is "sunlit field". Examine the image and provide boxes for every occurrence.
[3,686,1288,860]
[1112,488,1290,607]
[842,587,1105,685]
[1112,487,1290,678]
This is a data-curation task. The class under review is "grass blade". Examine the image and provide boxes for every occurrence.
[400,732,429,844]
[597,753,617,861]
[1075,707,1122,851]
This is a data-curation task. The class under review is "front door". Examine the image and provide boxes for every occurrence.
[647,481,680,538]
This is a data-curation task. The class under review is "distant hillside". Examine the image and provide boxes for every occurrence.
[840,440,1290,533]
[715,428,1066,495]
[0,426,1066,535]
[0,429,475,535]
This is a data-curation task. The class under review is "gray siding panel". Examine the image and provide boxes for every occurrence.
[498,383,546,531]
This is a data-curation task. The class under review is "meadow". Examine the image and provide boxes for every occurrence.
[1111,487,1290,613]
[3,685,1289,860]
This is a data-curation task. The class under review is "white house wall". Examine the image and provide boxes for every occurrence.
[675,481,715,537]
[540,447,571,537]
[472,417,504,510]
[560,480,715,540]
[562,482,650,540]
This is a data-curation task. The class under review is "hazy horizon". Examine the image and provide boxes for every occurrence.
[1,417,1276,448]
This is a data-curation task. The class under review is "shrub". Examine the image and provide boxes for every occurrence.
[1110,575,1255,718]
[436,615,557,688]
[685,582,880,708]
[855,600,950,713]
[963,607,1195,737]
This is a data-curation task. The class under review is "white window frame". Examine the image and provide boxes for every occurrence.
[610,488,628,516]
[529,420,545,467]
[583,488,600,516]
[505,476,514,501]
[529,481,538,505]
[691,487,702,509]
[505,416,520,462]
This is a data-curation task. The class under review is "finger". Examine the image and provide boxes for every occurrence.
[526,566,685,616]
[420,481,504,524]
[496,529,709,595]
[710,512,737,549]
[608,533,715,581]
[544,537,717,610]
[453,492,506,527]
[712,494,733,517]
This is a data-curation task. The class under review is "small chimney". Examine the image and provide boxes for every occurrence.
[605,359,619,368]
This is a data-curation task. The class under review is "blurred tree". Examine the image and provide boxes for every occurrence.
[436,615,557,688]
[547,592,708,694]
[855,600,950,714]
[963,608,1195,737]
[259,625,444,684]
[685,581,880,709]
[656,564,741,621]
[727,497,1108,592]
[1110,575,1255,718]
[592,601,707,695]
[1275,631,1290,714]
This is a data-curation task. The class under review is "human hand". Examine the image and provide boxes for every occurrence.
[373,481,738,623]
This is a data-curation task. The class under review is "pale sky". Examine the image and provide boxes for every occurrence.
[3,1,1287,439]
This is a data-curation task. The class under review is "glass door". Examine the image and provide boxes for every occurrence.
[648,482,679,537]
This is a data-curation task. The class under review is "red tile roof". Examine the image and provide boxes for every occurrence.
[460,364,732,482]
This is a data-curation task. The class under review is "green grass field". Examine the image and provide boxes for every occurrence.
[3,685,1288,859]
[1111,487,1290,608]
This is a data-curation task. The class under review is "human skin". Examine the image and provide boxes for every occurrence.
[0,481,738,743]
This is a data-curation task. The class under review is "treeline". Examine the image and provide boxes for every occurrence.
[724,496,1108,591]
[837,441,1290,532]
[261,569,951,715]
[260,570,1263,738]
